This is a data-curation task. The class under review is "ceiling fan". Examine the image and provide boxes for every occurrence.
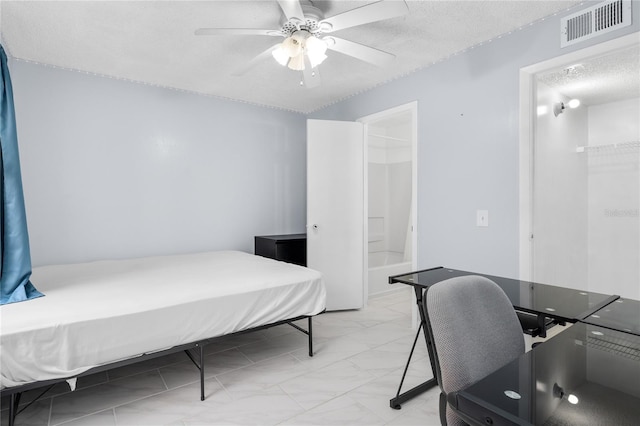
[195,0,409,88]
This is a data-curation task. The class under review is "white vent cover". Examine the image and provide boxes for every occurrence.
[561,0,632,47]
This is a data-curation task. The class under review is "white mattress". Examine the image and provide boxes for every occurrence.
[0,251,326,389]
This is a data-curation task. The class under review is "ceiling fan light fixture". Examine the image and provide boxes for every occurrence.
[308,52,327,68]
[305,35,327,54]
[305,35,328,67]
[282,36,302,57]
[196,0,410,86]
[288,53,305,71]
[272,44,289,66]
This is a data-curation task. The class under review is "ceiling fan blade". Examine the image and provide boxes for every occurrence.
[302,56,321,88]
[326,37,395,67]
[195,28,282,36]
[319,0,409,33]
[232,44,280,76]
[277,0,305,22]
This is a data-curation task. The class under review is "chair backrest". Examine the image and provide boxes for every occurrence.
[425,275,525,425]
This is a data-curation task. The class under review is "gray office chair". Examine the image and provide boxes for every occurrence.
[424,275,525,426]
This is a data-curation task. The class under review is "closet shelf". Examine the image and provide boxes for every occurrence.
[576,140,640,153]
[368,133,410,143]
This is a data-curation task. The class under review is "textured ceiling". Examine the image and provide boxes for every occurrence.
[1,0,584,113]
[537,44,640,106]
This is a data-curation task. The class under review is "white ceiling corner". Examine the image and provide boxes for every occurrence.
[1,0,586,113]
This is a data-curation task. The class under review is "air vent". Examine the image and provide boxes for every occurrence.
[561,0,632,48]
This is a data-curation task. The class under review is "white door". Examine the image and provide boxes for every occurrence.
[307,119,364,311]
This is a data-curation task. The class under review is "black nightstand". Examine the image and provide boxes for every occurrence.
[254,234,307,266]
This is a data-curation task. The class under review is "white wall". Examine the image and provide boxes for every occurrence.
[368,162,387,252]
[367,120,412,256]
[367,161,411,255]
[586,98,640,299]
[532,94,639,299]
[532,82,588,290]
[588,98,640,146]
[11,60,307,266]
[386,162,411,253]
[311,3,640,280]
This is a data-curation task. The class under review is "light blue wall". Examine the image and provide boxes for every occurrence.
[311,3,640,278]
[11,60,307,266]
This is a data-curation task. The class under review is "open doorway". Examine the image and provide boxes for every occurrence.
[520,34,639,299]
[359,102,418,302]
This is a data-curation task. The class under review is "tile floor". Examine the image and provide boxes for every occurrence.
[1,288,443,425]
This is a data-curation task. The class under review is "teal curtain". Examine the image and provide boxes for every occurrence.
[0,44,42,304]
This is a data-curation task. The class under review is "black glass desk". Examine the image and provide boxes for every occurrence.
[388,267,619,409]
[391,267,617,322]
[581,298,640,336]
[452,323,640,426]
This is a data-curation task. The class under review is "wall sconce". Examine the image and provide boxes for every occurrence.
[553,99,581,117]
[553,383,579,404]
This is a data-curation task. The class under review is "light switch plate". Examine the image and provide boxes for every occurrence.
[477,210,489,227]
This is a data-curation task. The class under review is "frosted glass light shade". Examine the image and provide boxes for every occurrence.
[305,36,328,68]
[282,36,302,57]
[272,45,289,66]
[288,53,305,71]
[273,33,328,71]
[308,52,327,68]
[305,36,327,56]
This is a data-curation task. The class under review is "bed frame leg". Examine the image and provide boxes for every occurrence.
[308,316,314,357]
[184,344,206,401]
[8,392,21,426]
[199,344,205,401]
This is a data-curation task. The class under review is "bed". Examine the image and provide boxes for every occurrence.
[0,250,326,423]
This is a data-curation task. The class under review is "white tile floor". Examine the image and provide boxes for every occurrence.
[1,288,443,425]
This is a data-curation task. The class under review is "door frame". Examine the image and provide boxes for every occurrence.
[358,101,418,305]
[518,33,639,281]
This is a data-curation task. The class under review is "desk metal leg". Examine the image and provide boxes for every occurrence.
[390,321,438,409]
[537,314,547,339]
[389,286,439,409]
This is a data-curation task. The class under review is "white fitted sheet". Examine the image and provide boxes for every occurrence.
[0,251,325,389]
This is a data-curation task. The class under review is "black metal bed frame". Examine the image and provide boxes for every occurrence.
[2,312,321,426]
